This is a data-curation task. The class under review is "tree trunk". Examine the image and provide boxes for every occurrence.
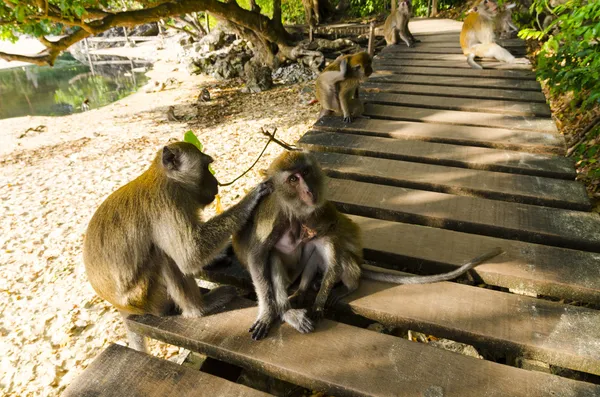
[431,0,438,17]
[302,0,333,26]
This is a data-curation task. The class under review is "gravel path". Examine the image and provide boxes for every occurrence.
[0,55,317,396]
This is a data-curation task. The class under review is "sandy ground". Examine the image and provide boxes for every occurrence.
[0,46,317,396]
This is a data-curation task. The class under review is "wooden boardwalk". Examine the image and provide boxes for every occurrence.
[66,20,600,397]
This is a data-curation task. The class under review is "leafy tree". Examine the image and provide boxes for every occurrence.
[519,0,600,108]
[0,0,319,68]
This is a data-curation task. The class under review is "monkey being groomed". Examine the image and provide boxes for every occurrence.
[315,52,373,124]
[83,141,272,352]
[233,151,503,340]
[383,0,419,47]
[460,0,529,69]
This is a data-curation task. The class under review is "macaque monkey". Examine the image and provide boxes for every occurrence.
[84,142,271,351]
[460,0,530,69]
[495,2,519,39]
[383,0,418,47]
[198,88,211,103]
[234,151,502,339]
[166,105,181,122]
[315,52,373,124]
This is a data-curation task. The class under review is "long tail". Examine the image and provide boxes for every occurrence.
[466,53,483,69]
[361,247,503,285]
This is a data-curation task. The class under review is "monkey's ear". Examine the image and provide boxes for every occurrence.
[162,146,181,170]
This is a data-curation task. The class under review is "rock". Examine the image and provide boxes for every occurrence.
[242,60,273,93]
[272,64,317,85]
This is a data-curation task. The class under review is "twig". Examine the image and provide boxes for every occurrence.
[567,115,600,157]
[218,128,297,187]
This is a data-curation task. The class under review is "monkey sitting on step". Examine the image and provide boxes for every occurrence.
[315,52,373,124]
[460,0,529,69]
[84,142,272,352]
[495,2,519,39]
[234,151,502,339]
[383,0,419,47]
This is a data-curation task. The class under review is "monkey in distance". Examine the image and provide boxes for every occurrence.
[234,151,502,339]
[315,52,373,124]
[495,2,519,39]
[84,141,272,351]
[460,0,530,69]
[383,0,419,48]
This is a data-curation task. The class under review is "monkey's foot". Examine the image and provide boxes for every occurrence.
[343,116,353,124]
[249,314,275,340]
[513,57,531,65]
[181,307,205,318]
[282,309,314,334]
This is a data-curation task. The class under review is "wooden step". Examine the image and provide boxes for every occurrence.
[311,151,588,210]
[404,34,524,46]
[370,72,541,91]
[374,64,535,79]
[326,178,600,252]
[350,214,600,305]
[197,258,600,375]
[127,300,600,397]
[364,103,558,133]
[362,91,552,117]
[62,344,272,397]
[377,52,523,61]
[381,46,528,57]
[314,117,565,155]
[362,82,547,103]
[383,40,524,49]
[374,58,533,70]
[299,131,576,179]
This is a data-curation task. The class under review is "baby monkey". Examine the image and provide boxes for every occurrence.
[315,52,373,124]
[234,151,502,339]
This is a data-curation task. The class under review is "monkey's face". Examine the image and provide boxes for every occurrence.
[399,0,411,13]
[477,0,498,18]
[161,142,218,205]
[350,52,373,80]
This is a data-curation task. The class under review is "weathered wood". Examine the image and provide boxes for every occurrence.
[370,72,541,91]
[314,117,565,155]
[362,91,552,117]
[362,81,547,103]
[383,40,524,49]
[62,344,272,397]
[299,131,576,179]
[409,35,523,46]
[374,65,536,79]
[375,58,532,70]
[312,151,589,210]
[381,45,527,56]
[127,300,600,397]
[347,270,600,376]
[364,104,558,133]
[195,248,600,375]
[350,214,600,305]
[377,52,519,61]
[327,178,600,252]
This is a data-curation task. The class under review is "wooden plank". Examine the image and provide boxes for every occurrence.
[311,151,589,210]
[196,247,600,375]
[370,72,541,91]
[391,40,524,48]
[326,178,600,252]
[313,117,565,155]
[364,104,558,133]
[411,35,523,46]
[127,300,600,397]
[373,65,535,80]
[299,131,576,179]
[381,46,527,56]
[62,344,272,397]
[362,91,552,117]
[375,58,532,70]
[351,215,600,305]
[362,82,547,103]
[346,271,600,376]
[377,52,520,61]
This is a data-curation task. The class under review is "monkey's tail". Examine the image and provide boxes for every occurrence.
[361,247,503,285]
[466,53,483,69]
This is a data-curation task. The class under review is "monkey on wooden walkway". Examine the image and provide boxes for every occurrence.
[234,151,502,339]
[84,142,271,351]
[460,0,530,69]
[383,0,419,47]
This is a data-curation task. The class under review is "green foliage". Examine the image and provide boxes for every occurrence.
[520,0,600,108]
[281,0,305,24]
[183,130,215,174]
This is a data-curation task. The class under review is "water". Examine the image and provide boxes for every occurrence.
[0,54,150,120]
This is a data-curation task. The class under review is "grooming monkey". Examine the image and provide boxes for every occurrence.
[84,142,271,351]
[495,3,519,39]
[234,151,502,339]
[460,0,530,69]
[383,0,419,47]
[315,52,373,123]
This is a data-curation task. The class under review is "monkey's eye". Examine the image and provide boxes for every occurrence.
[288,175,299,183]
[301,169,310,176]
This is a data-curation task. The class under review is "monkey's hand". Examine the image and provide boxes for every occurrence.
[282,309,314,334]
[249,312,276,340]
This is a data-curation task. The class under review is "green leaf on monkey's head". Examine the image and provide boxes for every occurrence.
[183,130,203,151]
